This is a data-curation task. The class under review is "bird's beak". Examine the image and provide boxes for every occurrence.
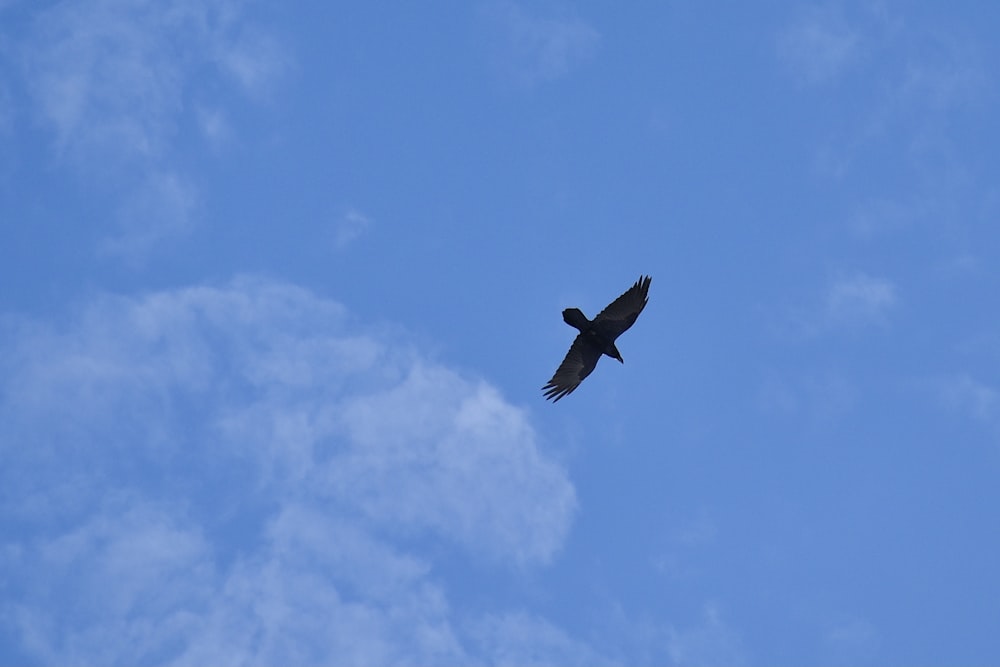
[616,355,624,364]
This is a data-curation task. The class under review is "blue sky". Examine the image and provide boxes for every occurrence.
[2,1,999,664]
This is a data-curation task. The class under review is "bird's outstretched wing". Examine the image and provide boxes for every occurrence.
[542,335,602,402]
[593,275,651,340]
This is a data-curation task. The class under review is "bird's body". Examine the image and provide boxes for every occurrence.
[562,308,624,361]
[542,276,651,402]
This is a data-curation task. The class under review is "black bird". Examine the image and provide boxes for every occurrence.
[542,275,651,402]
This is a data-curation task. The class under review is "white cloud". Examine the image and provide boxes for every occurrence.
[13,0,287,258]
[672,508,718,548]
[773,272,896,339]
[825,272,896,327]
[783,2,992,213]
[0,276,578,664]
[483,2,600,87]
[756,370,857,423]
[9,502,213,665]
[21,0,284,161]
[25,0,189,161]
[848,184,990,246]
[651,509,718,582]
[101,170,199,262]
[467,612,605,666]
[778,6,860,85]
[937,374,1000,425]
[173,504,466,666]
[898,29,991,112]
[666,603,747,666]
[211,22,289,99]
[332,364,575,564]
[335,209,372,249]
[822,616,878,663]
[848,197,919,238]
[197,105,233,150]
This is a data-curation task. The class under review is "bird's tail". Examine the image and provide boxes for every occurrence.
[562,308,590,331]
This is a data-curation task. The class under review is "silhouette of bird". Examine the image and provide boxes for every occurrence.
[542,275,651,402]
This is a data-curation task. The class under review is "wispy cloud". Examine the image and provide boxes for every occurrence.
[847,196,919,238]
[482,1,600,87]
[0,277,578,663]
[334,208,372,249]
[21,0,285,162]
[780,3,994,244]
[468,612,605,666]
[11,0,287,259]
[822,615,878,664]
[100,170,199,261]
[196,105,233,151]
[666,603,747,666]
[778,5,860,85]
[825,272,896,327]
[652,508,718,582]
[898,29,991,113]
[672,508,718,548]
[756,369,857,424]
[775,272,897,339]
[937,373,1000,425]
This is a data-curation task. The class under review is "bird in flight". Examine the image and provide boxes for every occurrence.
[542,275,651,402]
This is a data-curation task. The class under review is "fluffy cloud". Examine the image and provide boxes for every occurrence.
[0,277,578,664]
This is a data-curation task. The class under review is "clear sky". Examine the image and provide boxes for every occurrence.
[2,1,999,664]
